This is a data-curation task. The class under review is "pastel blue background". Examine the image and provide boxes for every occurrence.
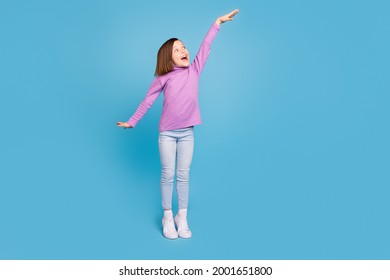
[1,0,389,259]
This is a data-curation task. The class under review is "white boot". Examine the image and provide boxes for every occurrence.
[175,209,192,239]
[162,210,178,239]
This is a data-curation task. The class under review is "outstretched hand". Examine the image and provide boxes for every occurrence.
[215,9,239,25]
[116,122,133,129]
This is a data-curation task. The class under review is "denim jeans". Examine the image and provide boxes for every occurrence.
[158,127,194,210]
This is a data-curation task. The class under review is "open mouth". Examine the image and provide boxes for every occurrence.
[181,55,188,61]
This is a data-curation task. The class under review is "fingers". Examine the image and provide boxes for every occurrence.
[116,122,127,127]
[224,9,239,21]
[217,9,239,25]
[229,9,239,18]
[117,122,133,129]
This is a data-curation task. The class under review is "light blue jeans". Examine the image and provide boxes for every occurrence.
[158,127,194,210]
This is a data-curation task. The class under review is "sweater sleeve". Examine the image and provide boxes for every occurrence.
[191,23,220,75]
[127,77,163,127]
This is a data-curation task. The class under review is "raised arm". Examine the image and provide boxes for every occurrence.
[191,9,239,74]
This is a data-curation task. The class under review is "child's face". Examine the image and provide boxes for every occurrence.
[172,40,190,67]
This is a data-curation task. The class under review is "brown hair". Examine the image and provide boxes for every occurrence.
[155,38,178,76]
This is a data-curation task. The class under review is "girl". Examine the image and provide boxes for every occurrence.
[117,9,239,239]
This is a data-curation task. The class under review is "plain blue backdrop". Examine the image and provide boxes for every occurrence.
[1,0,389,259]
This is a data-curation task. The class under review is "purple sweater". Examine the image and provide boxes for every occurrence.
[127,23,220,132]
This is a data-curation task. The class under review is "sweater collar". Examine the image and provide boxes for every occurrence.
[173,65,189,71]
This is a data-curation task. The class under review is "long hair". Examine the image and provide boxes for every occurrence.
[155,38,178,76]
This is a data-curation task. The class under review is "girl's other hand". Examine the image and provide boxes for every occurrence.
[116,122,133,129]
[216,9,239,25]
